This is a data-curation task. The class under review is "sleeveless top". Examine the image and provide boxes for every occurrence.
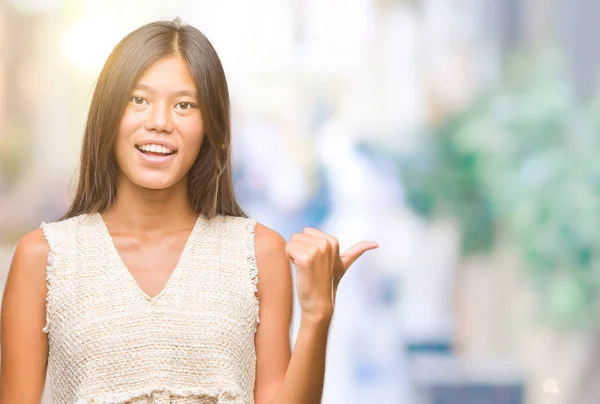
[40,212,260,404]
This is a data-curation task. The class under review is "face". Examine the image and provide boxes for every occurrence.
[114,56,204,190]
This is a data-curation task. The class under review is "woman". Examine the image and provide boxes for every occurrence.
[0,18,378,404]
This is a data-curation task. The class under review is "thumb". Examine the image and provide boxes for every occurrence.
[340,241,379,270]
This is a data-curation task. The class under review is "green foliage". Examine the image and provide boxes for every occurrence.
[402,51,600,329]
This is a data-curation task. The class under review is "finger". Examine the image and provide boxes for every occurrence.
[302,227,339,252]
[285,240,313,264]
[301,227,331,237]
[293,232,336,255]
[340,241,379,269]
[290,232,324,245]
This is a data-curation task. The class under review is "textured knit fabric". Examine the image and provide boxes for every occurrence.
[40,212,260,404]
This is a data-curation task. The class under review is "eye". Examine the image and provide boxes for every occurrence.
[131,96,147,105]
[176,102,196,110]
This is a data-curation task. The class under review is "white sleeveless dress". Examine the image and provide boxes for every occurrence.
[40,213,259,404]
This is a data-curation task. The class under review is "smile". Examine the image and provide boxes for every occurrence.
[135,144,177,166]
[136,143,175,155]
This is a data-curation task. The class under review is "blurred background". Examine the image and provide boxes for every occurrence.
[1,0,599,403]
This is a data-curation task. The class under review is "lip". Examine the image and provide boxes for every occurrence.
[135,139,178,152]
[136,147,176,166]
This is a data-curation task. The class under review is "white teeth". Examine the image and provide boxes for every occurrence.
[138,144,174,154]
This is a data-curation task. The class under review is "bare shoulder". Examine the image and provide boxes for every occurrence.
[253,223,291,296]
[14,227,49,257]
[11,228,49,277]
[5,228,49,298]
[255,223,286,256]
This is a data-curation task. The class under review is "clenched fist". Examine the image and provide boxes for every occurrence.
[285,227,379,320]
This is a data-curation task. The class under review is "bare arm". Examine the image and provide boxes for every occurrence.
[254,224,378,404]
[268,310,331,404]
[253,224,293,404]
[253,224,332,404]
[0,229,49,403]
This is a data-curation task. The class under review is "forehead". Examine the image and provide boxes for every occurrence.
[136,56,196,93]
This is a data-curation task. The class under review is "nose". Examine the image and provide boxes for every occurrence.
[144,101,173,133]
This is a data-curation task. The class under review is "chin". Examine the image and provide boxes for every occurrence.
[131,172,182,191]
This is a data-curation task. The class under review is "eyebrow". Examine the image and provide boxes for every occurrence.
[134,83,197,98]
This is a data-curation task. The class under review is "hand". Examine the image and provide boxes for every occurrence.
[285,227,379,320]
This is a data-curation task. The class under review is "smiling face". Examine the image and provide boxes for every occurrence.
[114,56,204,191]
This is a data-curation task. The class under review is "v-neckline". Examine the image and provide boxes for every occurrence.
[94,212,200,303]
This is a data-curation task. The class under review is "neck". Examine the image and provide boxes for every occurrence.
[102,174,197,233]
